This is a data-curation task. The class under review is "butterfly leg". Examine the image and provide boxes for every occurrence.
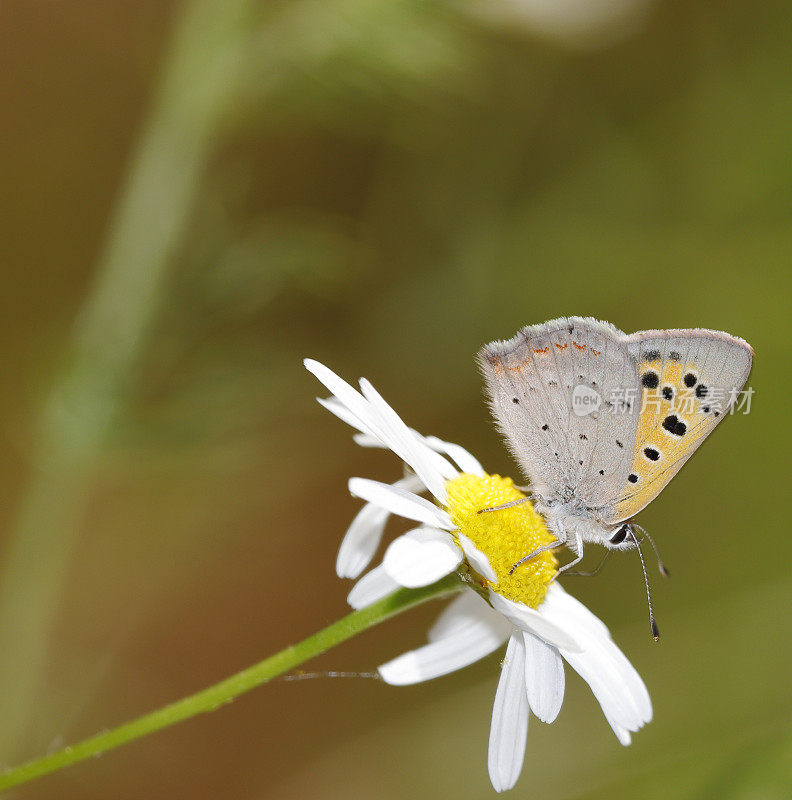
[477,497,532,514]
[507,539,563,575]
[552,532,585,580]
[508,517,569,575]
[563,548,612,577]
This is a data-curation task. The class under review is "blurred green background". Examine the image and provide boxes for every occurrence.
[1,0,790,797]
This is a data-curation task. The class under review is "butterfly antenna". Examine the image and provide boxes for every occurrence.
[633,523,670,578]
[630,530,660,642]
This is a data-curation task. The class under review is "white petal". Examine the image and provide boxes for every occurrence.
[308,360,456,503]
[423,435,485,475]
[379,599,509,685]
[336,503,389,579]
[305,360,389,443]
[394,473,431,494]
[404,431,461,481]
[317,396,376,439]
[399,428,460,479]
[347,565,399,610]
[352,432,383,448]
[603,711,633,746]
[489,590,582,653]
[349,478,453,529]
[541,586,652,732]
[488,633,529,793]
[559,638,651,734]
[539,582,611,639]
[458,533,498,583]
[548,586,651,723]
[383,529,462,588]
[522,632,565,724]
[336,474,427,579]
[358,378,451,502]
[428,590,509,643]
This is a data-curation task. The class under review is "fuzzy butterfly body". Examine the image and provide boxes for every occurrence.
[478,317,752,571]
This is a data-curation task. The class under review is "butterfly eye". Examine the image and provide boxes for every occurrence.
[609,525,630,545]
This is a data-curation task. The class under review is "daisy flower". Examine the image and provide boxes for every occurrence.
[305,359,652,793]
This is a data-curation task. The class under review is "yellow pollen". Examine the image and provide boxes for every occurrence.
[445,473,558,608]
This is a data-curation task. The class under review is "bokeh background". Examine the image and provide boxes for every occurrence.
[1,0,790,797]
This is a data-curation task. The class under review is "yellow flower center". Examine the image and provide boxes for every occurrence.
[445,473,558,608]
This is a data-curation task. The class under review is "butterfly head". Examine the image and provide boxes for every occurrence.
[543,503,637,552]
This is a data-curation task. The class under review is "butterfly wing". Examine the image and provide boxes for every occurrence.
[603,329,753,523]
[478,316,640,509]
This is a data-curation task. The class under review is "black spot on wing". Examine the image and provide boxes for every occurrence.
[662,415,687,436]
[641,371,659,389]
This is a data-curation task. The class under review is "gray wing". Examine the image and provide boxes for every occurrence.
[478,316,640,511]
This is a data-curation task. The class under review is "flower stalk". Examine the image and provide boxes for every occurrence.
[0,575,462,793]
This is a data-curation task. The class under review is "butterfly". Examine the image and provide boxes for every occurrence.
[478,316,753,583]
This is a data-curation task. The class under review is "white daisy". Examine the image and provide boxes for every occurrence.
[305,359,652,793]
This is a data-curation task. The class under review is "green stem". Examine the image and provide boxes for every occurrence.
[0,575,462,793]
